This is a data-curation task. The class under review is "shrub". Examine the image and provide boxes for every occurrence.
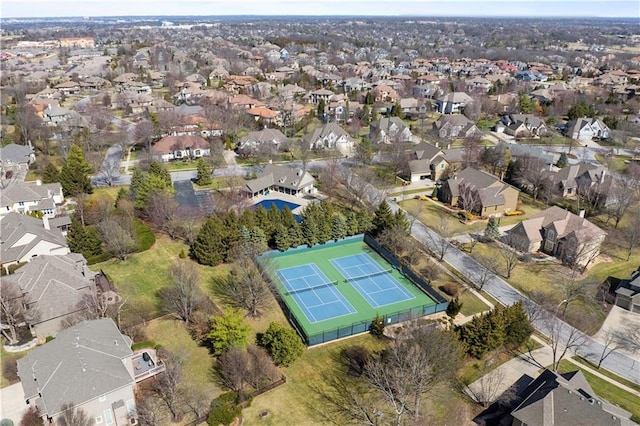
[257,322,305,366]
[131,341,158,351]
[446,297,463,318]
[439,282,459,297]
[20,406,43,426]
[369,314,385,338]
[207,392,242,426]
[134,220,156,252]
[178,248,187,259]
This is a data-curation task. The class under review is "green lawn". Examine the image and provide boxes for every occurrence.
[95,235,227,320]
[556,359,640,422]
[193,176,243,191]
[163,161,199,172]
[400,193,547,238]
[594,154,630,173]
[242,333,477,425]
[570,357,640,393]
[144,318,222,399]
[458,288,491,317]
[1,347,27,388]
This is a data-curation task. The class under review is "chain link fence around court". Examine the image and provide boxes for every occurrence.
[260,234,449,346]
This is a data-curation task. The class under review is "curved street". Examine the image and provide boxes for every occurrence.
[389,200,640,386]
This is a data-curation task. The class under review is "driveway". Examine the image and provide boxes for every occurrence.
[593,306,640,358]
[0,382,27,423]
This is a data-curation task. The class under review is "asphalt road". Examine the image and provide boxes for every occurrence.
[389,200,640,385]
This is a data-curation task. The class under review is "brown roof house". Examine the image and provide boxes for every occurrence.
[494,369,638,426]
[151,135,210,162]
[438,167,520,216]
[504,206,606,268]
[614,266,640,314]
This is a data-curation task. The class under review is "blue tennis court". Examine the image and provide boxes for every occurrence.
[276,264,356,323]
[331,253,415,307]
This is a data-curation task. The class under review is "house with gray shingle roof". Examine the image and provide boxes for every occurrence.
[3,254,97,339]
[505,206,606,268]
[0,143,35,168]
[17,319,138,425]
[0,180,64,217]
[436,91,473,114]
[302,122,355,151]
[238,128,288,155]
[242,164,316,198]
[498,369,636,426]
[369,117,414,144]
[0,212,70,270]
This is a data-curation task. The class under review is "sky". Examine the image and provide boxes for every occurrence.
[1,0,638,19]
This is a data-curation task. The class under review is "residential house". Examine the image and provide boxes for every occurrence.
[17,318,163,425]
[228,94,263,110]
[369,117,414,144]
[495,369,636,426]
[0,143,35,169]
[438,167,520,216]
[3,254,97,339]
[504,206,606,267]
[433,115,482,140]
[514,69,548,82]
[565,117,610,141]
[408,142,449,182]
[54,81,81,96]
[309,88,334,105]
[497,113,549,137]
[246,106,279,125]
[302,122,356,151]
[238,128,287,154]
[465,76,493,93]
[151,135,211,162]
[398,97,427,118]
[0,180,64,217]
[242,164,316,198]
[614,266,640,313]
[436,92,473,114]
[503,143,555,170]
[42,104,73,126]
[547,162,613,205]
[0,212,70,272]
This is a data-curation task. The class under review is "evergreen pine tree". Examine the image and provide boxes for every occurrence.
[372,200,394,236]
[302,215,319,247]
[331,215,347,241]
[484,217,501,240]
[67,218,88,254]
[129,168,144,201]
[195,158,212,186]
[42,163,60,184]
[191,215,227,266]
[356,209,373,234]
[274,225,292,251]
[147,161,172,186]
[556,152,569,168]
[369,314,385,338]
[345,212,360,236]
[446,297,463,318]
[503,301,533,349]
[59,145,93,196]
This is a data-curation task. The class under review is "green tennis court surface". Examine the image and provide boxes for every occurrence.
[261,235,447,345]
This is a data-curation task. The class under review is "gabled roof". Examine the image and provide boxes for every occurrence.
[434,114,473,129]
[303,122,353,144]
[0,143,34,164]
[243,164,315,194]
[437,91,472,104]
[0,212,68,264]
[445,167,517,207]
[507,206,606,244]
[17,319,133,418]
[239,128,287,146]
[4,254,96,324]
[413,141,443,161]
[510,369,631,426]
[152,135,209,155]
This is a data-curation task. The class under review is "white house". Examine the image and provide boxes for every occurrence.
[0,181,64,218]
[302,122,356,151]
[151,135,211,162]
[565,117,610,141]
[0,212,70,272]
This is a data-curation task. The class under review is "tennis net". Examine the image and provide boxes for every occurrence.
[284,280,339,296]
[345,268,393,282]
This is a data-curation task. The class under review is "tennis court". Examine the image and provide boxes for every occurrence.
[330,253,415,307]
[262,235,448,346]
[276,264,356,323]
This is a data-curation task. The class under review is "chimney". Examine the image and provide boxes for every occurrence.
[42,216,50,230]
[578,209,585,218]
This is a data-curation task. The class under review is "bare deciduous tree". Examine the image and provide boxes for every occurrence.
[517,156,549,201]
[149,350,185,423]
[458,181,481,215]
[474,255,499,291]
[464,365,516,408]
[213,246,271,318]
[98,218,136,261]
[499,238,519,279]
[217,345,280,398]
[429,211,452,261]
[144,188,179,233]
[160,260,202,325]
[622,207,640,261]
[535,309,587,372]
[0,281,38,345]
[558,277,595,318]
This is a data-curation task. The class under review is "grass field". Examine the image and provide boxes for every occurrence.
[242,333,478,425]
[96,235,227,320]
[262,237,441,345]
[556,359,640,422]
